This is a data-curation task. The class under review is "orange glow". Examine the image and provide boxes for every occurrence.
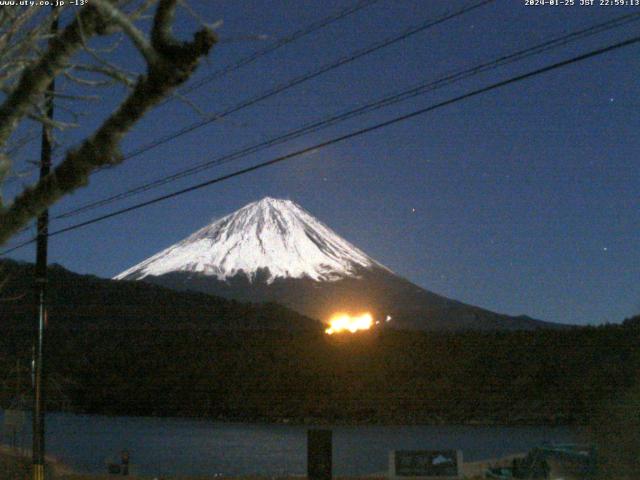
[325,312,373,335]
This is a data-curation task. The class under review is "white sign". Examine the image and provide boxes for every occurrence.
[389,450,463,480]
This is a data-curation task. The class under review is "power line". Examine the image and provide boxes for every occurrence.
[51,11,640,220]
[48,0,382,164]
[119,0,495,161]
[2,33,638,256]
[0,0,494,244]
[172,0,383,99]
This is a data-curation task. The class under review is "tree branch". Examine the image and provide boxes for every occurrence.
[92,0,159,65]
[73,64,137,88]
[0,6,111,150]
[0,2,217,244]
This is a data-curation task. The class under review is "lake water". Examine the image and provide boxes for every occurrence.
[1,410,581,476]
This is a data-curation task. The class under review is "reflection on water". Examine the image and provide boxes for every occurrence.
[0,410,580,476]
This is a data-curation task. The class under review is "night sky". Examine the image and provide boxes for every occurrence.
[4,0,639,326]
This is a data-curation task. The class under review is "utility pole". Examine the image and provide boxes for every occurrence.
[33,11,57,480]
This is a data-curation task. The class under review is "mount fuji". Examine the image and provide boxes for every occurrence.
[116,197,385,284]
[115,197,559,331]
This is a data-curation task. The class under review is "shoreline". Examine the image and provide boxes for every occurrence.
[0,415,576,479]
[0,444,77,476]
[17,408,585,428]
[0,444,525,480]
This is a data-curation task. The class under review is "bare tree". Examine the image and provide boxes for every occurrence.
[0,0,217,245]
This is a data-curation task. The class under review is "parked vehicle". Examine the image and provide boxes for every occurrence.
[485,444,596,479]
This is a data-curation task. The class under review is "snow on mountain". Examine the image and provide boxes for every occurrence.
[115,197,389,283]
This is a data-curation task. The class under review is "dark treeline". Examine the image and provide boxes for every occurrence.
[1,325,639,425]
[0,258,639,425]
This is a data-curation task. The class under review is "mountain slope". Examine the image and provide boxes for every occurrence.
[116,197,563,331]
[147,266,559,331]
[0,259,320,333]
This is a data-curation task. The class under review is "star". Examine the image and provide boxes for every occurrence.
[603,247,608,252]
[609,97,615,103]
[411,208,416,213]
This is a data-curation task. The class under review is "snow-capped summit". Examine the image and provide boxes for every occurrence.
[115,197,387,283]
